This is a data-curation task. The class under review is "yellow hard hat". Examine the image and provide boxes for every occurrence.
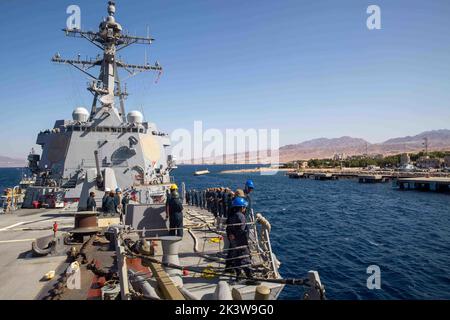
[170,184,178,190]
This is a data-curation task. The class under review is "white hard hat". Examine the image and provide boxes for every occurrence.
[105,187,111,192]
[116,187,122,192]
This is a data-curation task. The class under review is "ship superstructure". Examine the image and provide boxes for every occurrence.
[0,1,325,301]
[23,1,175,209]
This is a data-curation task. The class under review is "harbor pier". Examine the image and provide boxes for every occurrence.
[313,173,336,180]
[358,175,389,183]
[286,172,304,179]
[396,177,450,193]
[287,171,390,182]
[287,172,337,180]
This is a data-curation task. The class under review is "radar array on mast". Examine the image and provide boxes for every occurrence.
[52,1,162,121]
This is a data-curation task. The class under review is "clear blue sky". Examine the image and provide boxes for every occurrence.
[0,0,449,157]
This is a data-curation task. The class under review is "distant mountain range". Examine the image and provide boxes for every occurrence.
[191,129,450,163]
[278,129,450,162]
[1,130,450,167]
[0,156,26,168]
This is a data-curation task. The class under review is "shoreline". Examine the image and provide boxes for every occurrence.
[220,166,450,177]
[220,167,292,174]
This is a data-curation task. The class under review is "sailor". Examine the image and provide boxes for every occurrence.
[216,188,221,217]
[206,188,211,211]
[225,197,253,280]
[234,188,245,198]
[203,189,207,209]
[210,188,216,213]
[185,189,191,205]
[211,188,218,217]
[198,189,202,207]
[165,188,171,207]
[121,192,130,222]
[189,189,194,205]
[166,184,178,215]
[114,187,123,214]
[86,191,96,212]
[104,191,116,216]
[199,189,205,208]
[222,188,230,218]
[202,189,207,209]
[219,188,226,217]
[193,189,198,207]
[226,190,234,217]
[166,189,184,237]
[102,188,111,213]
[243,179,255,213]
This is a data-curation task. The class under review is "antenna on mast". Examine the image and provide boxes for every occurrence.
[52,0,162,122]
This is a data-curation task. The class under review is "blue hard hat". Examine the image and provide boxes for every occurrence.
[245,179,255,189]
[232,197,248,208]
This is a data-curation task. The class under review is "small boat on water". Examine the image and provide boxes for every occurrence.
[194,169,210,176]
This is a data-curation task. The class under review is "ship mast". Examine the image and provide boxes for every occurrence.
[52,1,162,122]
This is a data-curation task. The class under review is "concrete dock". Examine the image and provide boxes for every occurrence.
[396,177,450,193]
[313,173,336,180]
[287,172,337,180]
[287,171,385,181]
[358,175,388,183]
[286,169,450,183]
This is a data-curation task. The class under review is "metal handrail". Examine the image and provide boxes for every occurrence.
[182,187,280,276]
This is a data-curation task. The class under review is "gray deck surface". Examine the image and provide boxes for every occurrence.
[0,205,284,300]
[148,205,284,300]
[0,208,74,299]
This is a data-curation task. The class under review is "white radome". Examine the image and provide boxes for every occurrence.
[127,110,144,124]
[72,107,89,122]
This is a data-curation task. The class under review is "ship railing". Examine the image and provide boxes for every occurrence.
[123,224,324,299]
[125,220,278,279]
[183,188,280,278]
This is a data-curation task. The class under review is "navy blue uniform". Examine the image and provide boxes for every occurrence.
[185,191,190,205]
[226,194,233,217]
[244,191,253,214]
[86,196,96,211]
[221,192,228,218]
[212,192,218,217]
[121,195,130,220]
[104,196,116,215]
[102,193,109,212]
[206,190,212,211]
[168,196,184,237]
[193,190,198,206]
[226,210,251,275]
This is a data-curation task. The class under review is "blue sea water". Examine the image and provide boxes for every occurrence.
[0,168,27,192]
[1,165,449,300]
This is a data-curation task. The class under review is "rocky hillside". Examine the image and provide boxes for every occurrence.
[279,129,450,162]
[0,156,26,168]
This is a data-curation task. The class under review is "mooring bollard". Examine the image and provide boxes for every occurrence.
[254,285,271,300]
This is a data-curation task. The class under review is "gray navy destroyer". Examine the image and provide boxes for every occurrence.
[0,1,325,300]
